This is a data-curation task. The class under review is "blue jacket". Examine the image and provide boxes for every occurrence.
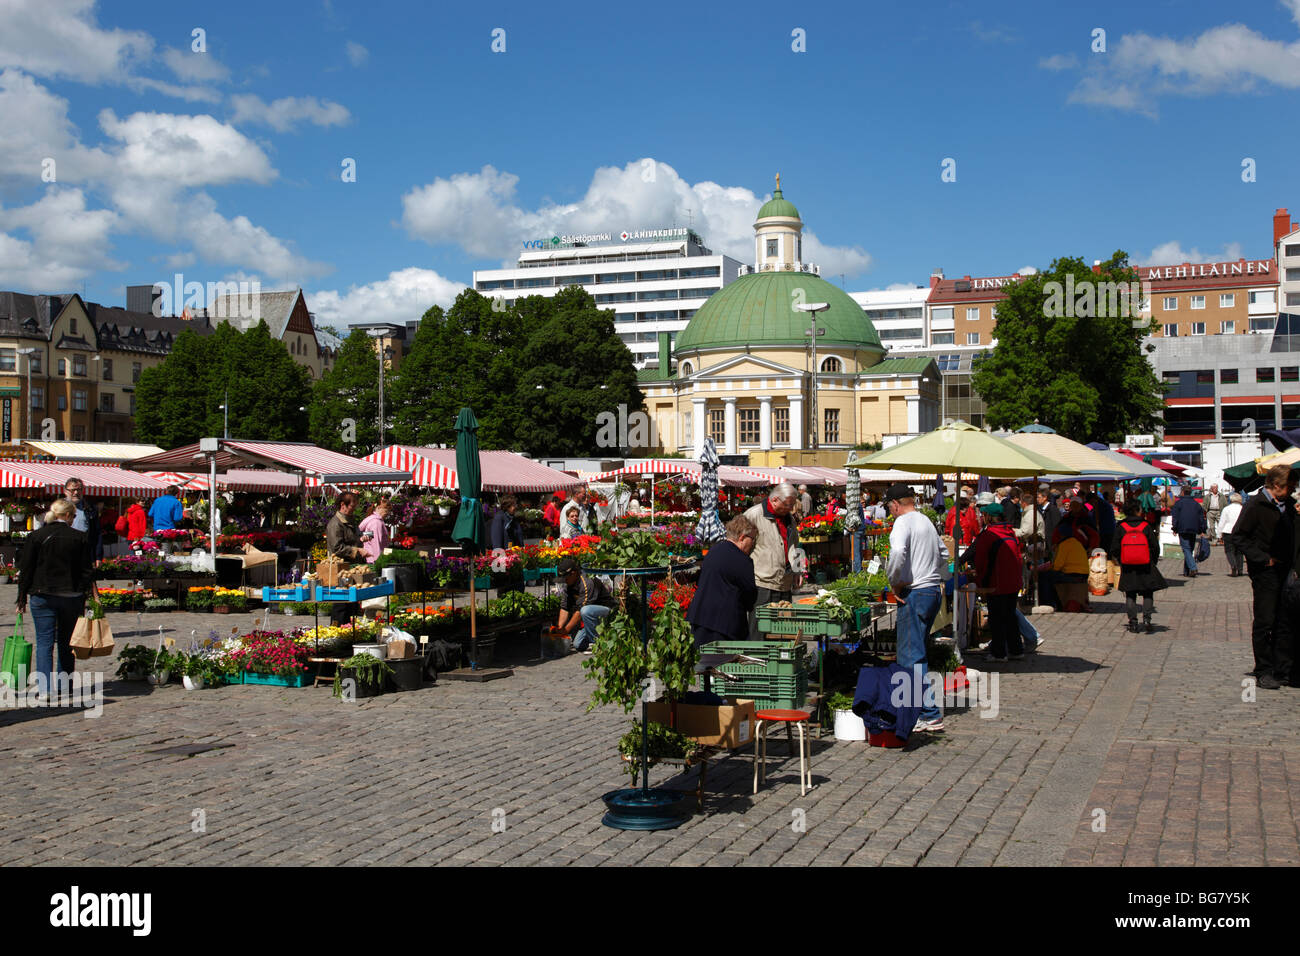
[685,540,757,642]
[853,663,921,740]
[1171,495,1207,536]
[148,495,184,531]
[487,510,523,550]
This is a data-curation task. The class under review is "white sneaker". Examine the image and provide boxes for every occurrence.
[913,718,945,733]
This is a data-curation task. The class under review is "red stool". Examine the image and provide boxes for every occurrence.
[752,709,813,795]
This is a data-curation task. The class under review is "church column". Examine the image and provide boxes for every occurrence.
[692,397,707,458]
[758,395,773,451]
[723,397,738,455]
[788,394,804,449]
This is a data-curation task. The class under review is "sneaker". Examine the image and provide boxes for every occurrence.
[1025,638,1044,653]
[582,648,595,655]
[913,718,945,733]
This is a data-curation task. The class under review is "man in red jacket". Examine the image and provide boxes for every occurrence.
[967,502,1024,663]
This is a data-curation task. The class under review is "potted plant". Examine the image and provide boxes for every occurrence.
[334,652,393,700]
[182,653,225,690]
[616,719,701,784]
[227,629,312,686]
[148,648,179,685]
[144,597,178,613]
[432,495,453,517]
[114,644,157,681]
[212,588,247,614]
[186,586,216,612]
[826,690,866,741]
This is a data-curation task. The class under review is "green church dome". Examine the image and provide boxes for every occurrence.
[757,187,800,220]
[676,271,883,353]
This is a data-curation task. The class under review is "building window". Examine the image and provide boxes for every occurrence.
[1250,290,1275,307]
[73,389,87,411]
[1163,324,1179,337]
[1191,322,1205,336]
[966,333,980,345]
[1284,367,1300,383]
[129,395,136,415]
[1220,294,1235,308]
[990,307,998,322]
[1286,243,1300,257]
[1258,368,1276,383]
[57,395,66,411]
[1250,317,1274,332]
[132,362,141,383]
[101,393,115,412]
[69,317,77,333]
[1221,368,1238,384]
[102,359,113,381]
[30,386,43,409]
[1190,295,1206,310]
[1220,321,1235,334]
[57,359,66,376]
[738,408,760,445]
[766,239,778,258]
[0,350,13,372]
[708,408,725,444]
[681,412,692,446]
[679,361,693,376]
[73,356,86,376]
[931,332,955,345]
[72,425,85,441]
[29,353,41,374]
[773,407,790,444]
[1289,293,1300,308]
[931,307,953,322]
[1163,297,1178,311]
[824,408,840,444]
[966,307,979,321]
[820,356,842,373]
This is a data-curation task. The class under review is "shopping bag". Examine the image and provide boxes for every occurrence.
[70,599,115,660]
[1,614,33,687]
[1194,535,1210,563]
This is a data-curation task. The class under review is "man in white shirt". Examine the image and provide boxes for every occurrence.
[883,483,950,733]
[1218,491,1244,577]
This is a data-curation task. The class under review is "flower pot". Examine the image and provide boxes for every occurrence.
[833,708,866,742]
[148,670,170,685]
[124,667,145,681]
[473,575,491,591]
[213,606,230,614]
[183,675,205,690]
[437,506,450,517]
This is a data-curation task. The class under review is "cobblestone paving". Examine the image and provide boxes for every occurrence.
[1,546,1296,866]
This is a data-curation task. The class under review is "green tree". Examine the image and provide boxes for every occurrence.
[309,327,379,454]
[971,251,1164,442]
[135,321,310,447]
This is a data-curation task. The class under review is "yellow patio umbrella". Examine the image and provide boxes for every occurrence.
[1255,447,1300,472]
[1004,432,1136,477]
[847,422,1079,478]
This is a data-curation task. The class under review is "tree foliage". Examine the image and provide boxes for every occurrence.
[389,287,642,456]
[970,251,1164,442]
[135,321,310,448]
[309,328,380,455]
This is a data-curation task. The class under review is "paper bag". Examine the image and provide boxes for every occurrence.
[70,616,115,660]
[317,556,345,587]
[241,543,278,570]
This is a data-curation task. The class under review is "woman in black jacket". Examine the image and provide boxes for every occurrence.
[1111,498,1167,633]
[15,498,94,695]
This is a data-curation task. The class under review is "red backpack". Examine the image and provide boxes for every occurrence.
[1119,520,1151,566]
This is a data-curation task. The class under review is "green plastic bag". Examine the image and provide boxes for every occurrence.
[1,614,33,688]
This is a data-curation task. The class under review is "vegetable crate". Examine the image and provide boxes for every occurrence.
[262,584,313,603]
[701,640,809,679]
[756,604,847,637]
[314,579,396,602]
[722,673,809,711]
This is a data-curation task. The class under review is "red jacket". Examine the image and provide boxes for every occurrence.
[944,505,980,545]
[972,523,1023,595]
[126,503,148,540]
[543,501,562,528]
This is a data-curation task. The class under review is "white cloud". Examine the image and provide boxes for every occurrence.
[1038,53,1079,71]
[346,41,368,66]
[400,159,873,279]
[229,94,351,132]
[0,188,123,288]
[1135,240,1246,266]
[162,46,230,84]
[0,0,152,84]
[0,68,114,185]
[99,109,277,187]
[1059,9,1300,116]
[309,267,466,326]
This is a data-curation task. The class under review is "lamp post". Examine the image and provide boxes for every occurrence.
[218,389,229,439]
[796,302,829,450]
[369,332,393,451]
[17,348,37,441]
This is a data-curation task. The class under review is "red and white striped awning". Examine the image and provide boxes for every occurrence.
[589,460,773,488]
[0,463,172,497]
[141,470,317,494]
[363,446,583,493]
[126,441,410,486]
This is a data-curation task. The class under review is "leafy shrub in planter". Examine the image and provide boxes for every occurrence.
[617,719,700,781]
[212,588,248,611]
[372,550,425,573]
[144,598,178,613]
[187,586,216,611]
[333,652,393,698]
[115,644,177,679]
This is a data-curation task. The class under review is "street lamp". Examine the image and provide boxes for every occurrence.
[369,332,394,451]
[17,348,37,441]
[795,302,829,450]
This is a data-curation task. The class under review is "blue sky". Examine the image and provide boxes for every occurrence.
[1,0,1298,326]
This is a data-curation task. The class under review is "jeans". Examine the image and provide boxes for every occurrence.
[1249,565,1291,680]
[572,604,611,651]
[749,587,792,640]
[1016,608,1040,650]
[896,585,942,722]
[29,593,83,694]
[1179,533,1198,574]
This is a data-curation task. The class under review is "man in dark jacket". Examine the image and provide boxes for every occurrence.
[1052,496,1100,552]
[686,515,758,647]
[1232,464,1297,689]
[487,495,524,551]
[1171,484,1207,577]
[965,503,1023,662]
[997,485,1021,531]
[63,478,101,563]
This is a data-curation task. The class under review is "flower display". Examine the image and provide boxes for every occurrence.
[229,629,312,676]
[647,578,696,613]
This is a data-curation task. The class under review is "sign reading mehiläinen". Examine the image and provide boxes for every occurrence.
[1140,260,1273,281]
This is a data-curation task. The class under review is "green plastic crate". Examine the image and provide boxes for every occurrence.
[755,605,847,637]
[717,672,808,709]
[703,639,809,678]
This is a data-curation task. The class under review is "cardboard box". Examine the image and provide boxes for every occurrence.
[316,556,345,586]
[386,639,415,659]
[645,700,757,750]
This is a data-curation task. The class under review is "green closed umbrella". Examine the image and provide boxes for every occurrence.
[452,408,487,669]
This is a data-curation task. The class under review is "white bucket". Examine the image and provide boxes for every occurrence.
[351,643,388,661]
[833,708,866,741]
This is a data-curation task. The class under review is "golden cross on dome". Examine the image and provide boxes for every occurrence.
[775,172,781,190]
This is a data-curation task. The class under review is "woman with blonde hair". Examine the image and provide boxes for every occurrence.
[15,498,93,697]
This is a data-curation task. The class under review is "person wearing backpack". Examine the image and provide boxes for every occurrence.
[1111,498,1167,633]
[964,502,1023,662]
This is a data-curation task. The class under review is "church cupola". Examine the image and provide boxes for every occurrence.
[754,173,804,272]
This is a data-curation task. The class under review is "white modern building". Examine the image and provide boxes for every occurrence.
[472,229,742,367]
[848,287,930,351]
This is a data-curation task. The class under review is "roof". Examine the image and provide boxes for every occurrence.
[637,366,674,384]
[676,271,883,353]
[85,302,212,353]
[0,292,67,339]
[125,441,411,485]
[0,462,171,496]
[23,441,165,463]
[203,290,302,338]
[928,275,1023,305]
[1139,258,1278,292]
[863,356,936,376]
[364,446,583,492]
[757,186,800,221]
